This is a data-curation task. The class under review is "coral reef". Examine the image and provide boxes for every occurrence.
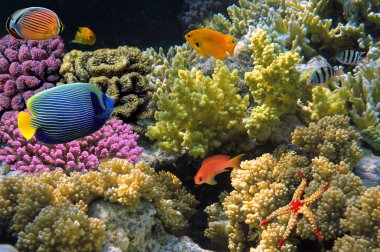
[59,46,154,133]
[204,116,374,251]
[146,60,249,158]
[0,159,198,251]
[291,115,363,166]
[244,28,309,141]
[0,112,143,173]
[0,35,63,115]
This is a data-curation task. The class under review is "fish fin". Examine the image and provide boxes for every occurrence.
[214,52,227,60]
[206,178,217,185]
[90,92,106,116]
[228,41,238,57]
[202,155,230,166]
[228,154,245,170]
[18,111,36,140]
[334,66,344,76]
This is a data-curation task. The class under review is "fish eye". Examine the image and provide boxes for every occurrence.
[187,34,190,38]
[195,42,200,48]
[199,177,203,181]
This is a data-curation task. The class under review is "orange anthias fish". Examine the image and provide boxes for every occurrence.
[6,7,63,40]
[72,27,96,45]
[194,154,244,185]
[184,28,238,60]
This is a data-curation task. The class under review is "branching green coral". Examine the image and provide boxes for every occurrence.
[0,159,198,250]
[146,60,249,158]
[59,46,155,132]
[244,28,308,141]
[361,125,380,152]
[291,115,363,166]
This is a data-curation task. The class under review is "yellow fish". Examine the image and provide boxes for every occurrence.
[184,28,237,60]
[72,27,96,45]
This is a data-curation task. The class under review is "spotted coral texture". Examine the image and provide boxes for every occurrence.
[291,115,363,166]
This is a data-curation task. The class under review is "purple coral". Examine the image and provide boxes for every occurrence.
[0,35,64,114]
[0,112,143,173]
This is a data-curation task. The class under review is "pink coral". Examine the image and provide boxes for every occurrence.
[0,35,63,115]
[0,112,143,173]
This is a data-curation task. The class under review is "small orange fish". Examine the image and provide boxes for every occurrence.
[194,154,244,185]
[184,28,238,60]
[72,27,96,45]
[6,7,63,40]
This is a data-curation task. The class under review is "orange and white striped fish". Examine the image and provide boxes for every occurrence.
[6,7,63,41]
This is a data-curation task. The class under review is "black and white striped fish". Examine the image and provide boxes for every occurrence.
[335,49,365,65]
[307,66,343,86]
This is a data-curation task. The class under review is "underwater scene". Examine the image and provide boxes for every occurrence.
[0,0,379,251]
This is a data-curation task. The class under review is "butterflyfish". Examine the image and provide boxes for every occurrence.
[307,66,343,86]
[72,27,96,45]
[335,49,365,65]
[18,83,114,144]
[194,154,244,185]
[6,7,63,40]
[184,28,238,60]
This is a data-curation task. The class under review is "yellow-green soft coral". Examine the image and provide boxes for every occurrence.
[146,60,249,158]
[244,28,309,141]
[0,159,198,251]
[205,116,371,251]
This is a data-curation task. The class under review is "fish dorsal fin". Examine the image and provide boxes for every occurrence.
[90,92,105,116]
[202,155,230,166]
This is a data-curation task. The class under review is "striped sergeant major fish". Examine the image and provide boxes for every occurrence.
[307,66,344,86]
[335,49,366,65]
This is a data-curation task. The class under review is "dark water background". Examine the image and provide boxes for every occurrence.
[0,0,186,51]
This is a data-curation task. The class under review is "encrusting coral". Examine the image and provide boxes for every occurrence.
[204,115,375,251]
[0,111,143,173]
[0,35,64,115]
[0,159,198,251]
[59,46,154,133]
[244,28,309,141]
[146,60,249,158]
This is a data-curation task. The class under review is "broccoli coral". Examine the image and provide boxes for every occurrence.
[244,28,308,141]
[146,60,249,158]
[291,115,363,166]
[0,159,198,251]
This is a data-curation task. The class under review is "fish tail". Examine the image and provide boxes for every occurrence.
[18,111,36,140]
[228,41,238,56]
[229,154,245,169]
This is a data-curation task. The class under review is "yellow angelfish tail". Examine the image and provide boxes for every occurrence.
[229,154,245,170]
[18,111,36,140]
[228,41,238,57]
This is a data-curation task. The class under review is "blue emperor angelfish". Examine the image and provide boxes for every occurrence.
[18,83,115,144]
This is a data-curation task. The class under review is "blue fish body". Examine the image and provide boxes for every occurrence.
[27,83,114,144]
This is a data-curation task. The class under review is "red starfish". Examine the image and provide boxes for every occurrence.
[260,171,330,249]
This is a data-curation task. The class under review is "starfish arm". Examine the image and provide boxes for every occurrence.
[303,182,330,206]
[260,205,292,226]
[292,171,307,201]
[278,212,298,249]
[299,205,324,239]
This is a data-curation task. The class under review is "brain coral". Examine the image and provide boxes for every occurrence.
[59,46,154,133]
[0,159,198,251]
[0,35,64,115]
